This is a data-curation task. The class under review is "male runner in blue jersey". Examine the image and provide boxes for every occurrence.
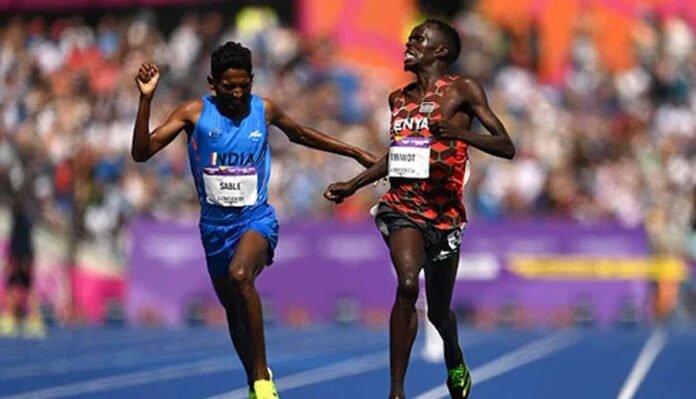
[131,42,377,399]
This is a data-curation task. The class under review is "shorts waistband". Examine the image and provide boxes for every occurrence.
[199,204,273,226]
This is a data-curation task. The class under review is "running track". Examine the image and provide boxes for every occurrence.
[1,325,694,398]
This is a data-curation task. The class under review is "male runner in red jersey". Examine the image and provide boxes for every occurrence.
[324,19,515,399]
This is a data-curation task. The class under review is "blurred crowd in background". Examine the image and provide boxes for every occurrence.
[0,2,694,268]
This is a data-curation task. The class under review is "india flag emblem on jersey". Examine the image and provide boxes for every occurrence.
[210,152,218,166]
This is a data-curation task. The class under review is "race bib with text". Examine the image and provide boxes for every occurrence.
[388,137,431,179]
[203,166,258,207]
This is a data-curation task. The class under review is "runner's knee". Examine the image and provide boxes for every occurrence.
[229,264,254,288]
[396,274,419,302]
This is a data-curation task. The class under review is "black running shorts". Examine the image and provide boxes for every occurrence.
[374,204,463,262]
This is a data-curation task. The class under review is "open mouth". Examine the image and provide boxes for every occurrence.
[220,98,246,111]
[404,51,416,62]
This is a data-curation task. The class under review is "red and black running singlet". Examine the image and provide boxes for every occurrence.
[381,75,469,230]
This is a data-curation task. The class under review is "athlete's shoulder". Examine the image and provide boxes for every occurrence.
[260,97,279,121]
[388,90,400,106]
[183,97,205,111]
[451,76,484,96]
[260,96,273,109]
[388,83,412,105]
[177,97,203,114]
[174,97,204,124]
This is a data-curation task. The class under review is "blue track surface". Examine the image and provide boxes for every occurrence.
[1,325,694,398]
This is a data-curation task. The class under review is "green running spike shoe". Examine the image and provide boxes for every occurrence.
[446,364,472,399]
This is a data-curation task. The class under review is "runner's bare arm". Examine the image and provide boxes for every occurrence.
[323,90,399,203]
[132,100,200,162]
[263,98,378,167]
[132,62,200,162]
[430,79,515,159]
[324,154,388,203]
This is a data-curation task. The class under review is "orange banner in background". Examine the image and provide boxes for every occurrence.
[537,0,580,84]
[299,0,416,85]
[479,0,696,83]
[299,0,696,84]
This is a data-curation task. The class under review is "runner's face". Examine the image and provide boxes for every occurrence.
[404,24,440,71]
[211,69,252,113]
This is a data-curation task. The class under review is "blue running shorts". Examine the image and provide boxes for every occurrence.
[198,205,279,277]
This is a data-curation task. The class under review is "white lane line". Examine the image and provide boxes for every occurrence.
[207,350,390,399]
[0,331,387,399]
[206,332,492,399]
[0,331,183,361]
[0,328,360,380]
[414,330,581,399]
[0,339,227,380]
[617,328,668,399]
[0,357,237,399]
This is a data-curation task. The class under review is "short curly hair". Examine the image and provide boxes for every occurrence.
[210,41,252,79]
[424,19,461,65]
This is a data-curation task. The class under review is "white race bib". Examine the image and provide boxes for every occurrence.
[388,137,430,179]
[203,166,258,207]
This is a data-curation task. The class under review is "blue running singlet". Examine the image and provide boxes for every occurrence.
[188,95,279,276]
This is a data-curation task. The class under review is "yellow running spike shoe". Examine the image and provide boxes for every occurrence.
[252,380,278,399]
[249,367,273,399]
